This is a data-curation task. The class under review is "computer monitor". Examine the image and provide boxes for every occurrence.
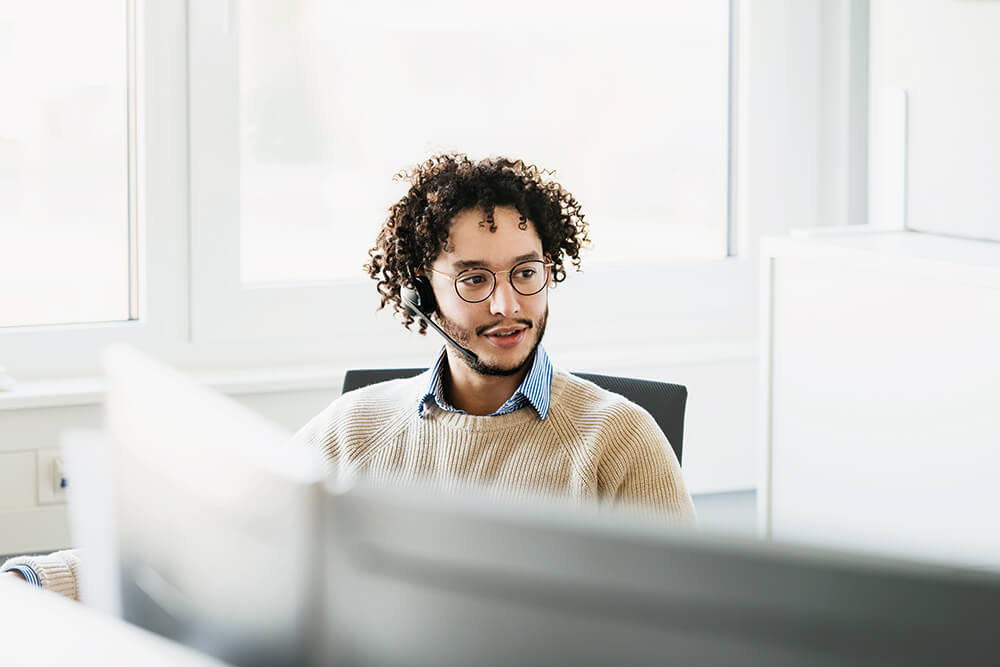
[103,345,1000,667]
[323,483,1000,667]
[103,344,326,667]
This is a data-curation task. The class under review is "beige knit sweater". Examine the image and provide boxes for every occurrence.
[4,368,694,599]
[294,368,696,521]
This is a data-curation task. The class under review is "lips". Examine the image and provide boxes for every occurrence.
[483,326,528,349]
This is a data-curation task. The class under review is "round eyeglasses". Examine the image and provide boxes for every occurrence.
[428,260,554,303]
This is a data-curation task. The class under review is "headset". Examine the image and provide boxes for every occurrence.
[400,277,480,365]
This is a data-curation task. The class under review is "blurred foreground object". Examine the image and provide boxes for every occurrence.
[103,345,1000,667]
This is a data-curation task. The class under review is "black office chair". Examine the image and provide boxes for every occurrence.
[342,369,686,464]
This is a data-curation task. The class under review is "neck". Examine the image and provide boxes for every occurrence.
[443,349,534,416]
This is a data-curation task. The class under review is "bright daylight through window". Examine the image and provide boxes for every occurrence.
[0,2,130,328]
[238,0,730,284]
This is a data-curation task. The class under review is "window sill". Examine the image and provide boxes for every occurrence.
[0,339,758,412]
[0,364,350,411]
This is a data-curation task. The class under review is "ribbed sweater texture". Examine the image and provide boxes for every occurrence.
[295,368,696,521]
[2,549,80,600]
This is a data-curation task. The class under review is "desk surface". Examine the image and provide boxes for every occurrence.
[0,577,229,666]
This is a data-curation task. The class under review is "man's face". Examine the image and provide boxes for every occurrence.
[428,205,550,376]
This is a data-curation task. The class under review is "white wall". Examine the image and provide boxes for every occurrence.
[0,386,337,555]
[871,0,1000,241]
[762,232,1000,569]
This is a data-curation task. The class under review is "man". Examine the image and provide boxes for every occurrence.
[296,153,694,516]
[3,153,694,598]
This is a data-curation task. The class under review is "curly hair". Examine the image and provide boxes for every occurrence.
[365,153,591,333]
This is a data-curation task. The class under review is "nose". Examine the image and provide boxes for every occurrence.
[489,277,521,317]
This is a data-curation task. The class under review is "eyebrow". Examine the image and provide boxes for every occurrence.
[451,252,542,271]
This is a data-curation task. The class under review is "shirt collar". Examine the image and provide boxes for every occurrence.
[418,344,553,420]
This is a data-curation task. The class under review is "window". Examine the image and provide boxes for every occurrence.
[7,0,803,380]
[237,0,730,284]
[185,0,740,351]
[0,2,132,328]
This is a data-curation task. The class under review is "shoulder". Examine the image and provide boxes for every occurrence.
[552,370,660,435]
[337,372,429,415]
[553,371,693,520]
[293,372,428,450]
[551,370,680,469]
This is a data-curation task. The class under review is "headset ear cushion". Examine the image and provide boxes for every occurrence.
[413,276,438,314]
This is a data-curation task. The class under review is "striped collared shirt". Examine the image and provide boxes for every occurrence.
[419,344,553,420]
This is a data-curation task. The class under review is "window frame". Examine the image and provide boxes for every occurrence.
[0,0,865,382]
[186,0,749,351]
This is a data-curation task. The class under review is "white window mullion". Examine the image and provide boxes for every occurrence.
[188,0,243,343]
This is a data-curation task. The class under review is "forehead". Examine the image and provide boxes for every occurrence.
[439,205,543,268]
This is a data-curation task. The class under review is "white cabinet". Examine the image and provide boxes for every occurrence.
[759,229,1000,569]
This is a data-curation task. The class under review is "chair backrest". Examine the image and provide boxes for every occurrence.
[341,369,686,464]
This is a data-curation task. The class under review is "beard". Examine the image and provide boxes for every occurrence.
[436,305,548,377]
